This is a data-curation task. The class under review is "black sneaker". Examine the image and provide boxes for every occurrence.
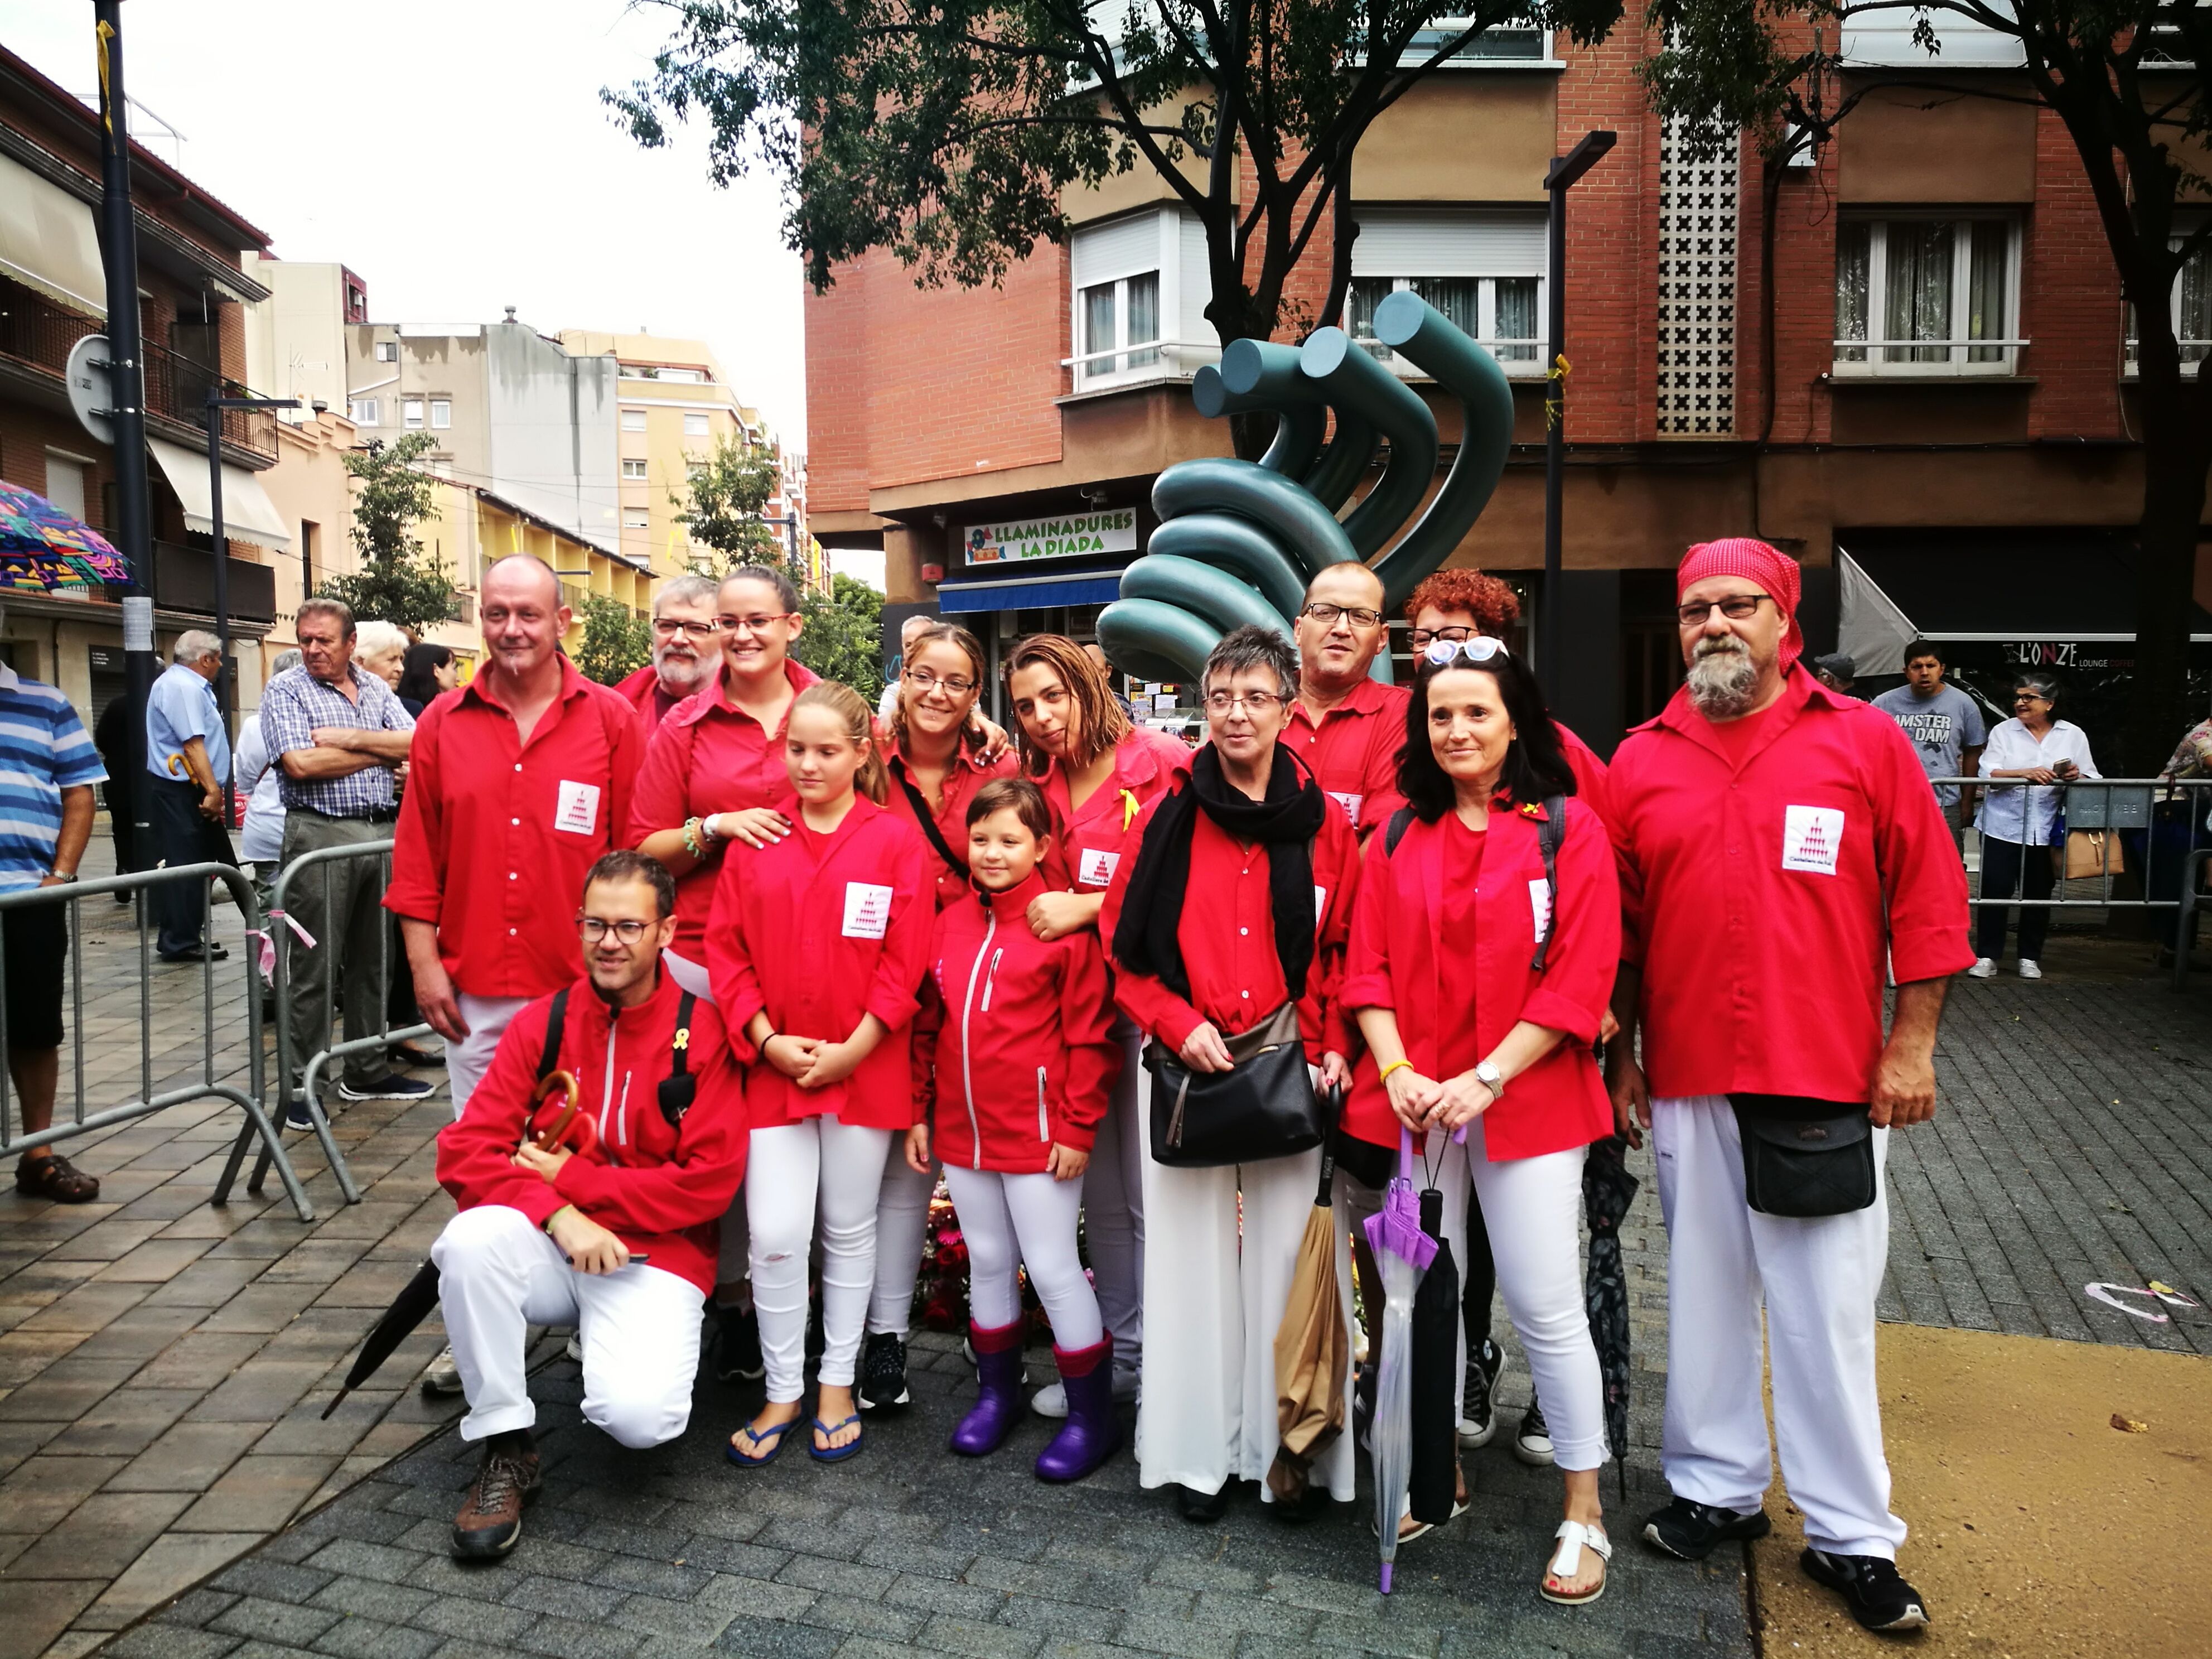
[1800,1548,1930,1632]
[1513,1398,1554,1467]
[1640,1497,1773,1561]
[339,1073,434,1101]
[282,1097,317,1132]
[712,1305,765,1383]
[1176,1484,1228,1525]
[857,1330,910,1411]
[1460,1338,1502,1448]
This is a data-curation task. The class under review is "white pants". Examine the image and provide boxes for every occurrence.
[448,992,530,1121]
[944,1164,1103,1347]
[747,1115,892,1402]
[1137,1141,1355,1502]
[431,1204,703,1449]
[1652,1094,1906,1559]
[868,1144,938,1338]
[1082,1024,1147,1375]
[1432,1122,1607,1471]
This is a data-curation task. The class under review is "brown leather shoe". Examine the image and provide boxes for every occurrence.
[451,1434,539,1559]
[15,1153,99,1203]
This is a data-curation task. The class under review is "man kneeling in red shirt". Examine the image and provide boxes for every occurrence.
[433,851,745,1559]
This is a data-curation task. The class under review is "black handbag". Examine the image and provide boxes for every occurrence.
[1728,1094,1878,1218]
[1146,1000,1323,1168]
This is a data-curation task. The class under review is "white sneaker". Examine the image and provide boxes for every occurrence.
[422,1344,463,1396]
[1030,1369,1138,1419]
[1967,958,1997,979]
[2017,958,2042,980]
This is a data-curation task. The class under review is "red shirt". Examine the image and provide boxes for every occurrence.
[386,659,645,998]
[625,659,820,958]
[1340,800,1619,1159]
[1610,666,1974,1102]
[1036,726,1190,894]
[1284,677,1406,837]
[704,792,933,1131]
[913,871,1122,1171]
[434,971,747,1295]
[885,743,1018,910]
[613,663,684,731]
[1101,766,1361,1065]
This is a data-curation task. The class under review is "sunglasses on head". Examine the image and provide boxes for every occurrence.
[1422,635,1509,669]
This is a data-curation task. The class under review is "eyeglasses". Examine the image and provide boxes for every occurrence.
[652,619,719,642]
[577,917,653,943]
[718,612,797,634]
[1421,635,1509,669]
[1676,595,1775,627]
[1406,624,1474,649]
[904,667,976,697]
[2013,692,2050,704]
[1204,690,1284,716]
[1300,601,1383,629]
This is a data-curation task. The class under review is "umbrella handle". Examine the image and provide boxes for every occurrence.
[527,1070,593,1154]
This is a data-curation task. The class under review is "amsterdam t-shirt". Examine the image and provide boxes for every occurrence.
[1871,684,1988,808]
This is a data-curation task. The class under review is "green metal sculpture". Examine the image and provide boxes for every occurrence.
[1097,290,1516,686]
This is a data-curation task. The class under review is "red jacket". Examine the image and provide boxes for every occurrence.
[434,971,747,1295]
[613,663,682,731]
[885,744,1018,911]
[1609,666,1974,1102]
[1339,800,1619,1160]
[705,792,933,1130]
[1283,677,1405,838]
[913,872,1122,1171]
[1037,726,1190,894]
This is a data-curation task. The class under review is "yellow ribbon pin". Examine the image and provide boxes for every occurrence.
[1120,788,1141,831]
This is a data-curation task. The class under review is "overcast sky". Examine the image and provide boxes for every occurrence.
[0,0,808,443]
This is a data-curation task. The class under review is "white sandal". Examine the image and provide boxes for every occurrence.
[1541,1518,1611,1605]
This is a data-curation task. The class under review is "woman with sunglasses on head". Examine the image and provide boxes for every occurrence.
[1341,633,1621,1603]
[1969,672,2098,980]
[856,622,1017,1415]
[1004,634,1190,1417]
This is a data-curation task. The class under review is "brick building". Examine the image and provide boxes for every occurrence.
[806,20,2211,751]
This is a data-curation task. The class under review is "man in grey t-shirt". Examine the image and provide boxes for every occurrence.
[1872,642,1987,838]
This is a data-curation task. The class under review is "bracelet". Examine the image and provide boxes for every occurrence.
[759,1028,778,1053]
[680,817,706,860]
[1377,1059,1412,1084]
[698,812,720,846]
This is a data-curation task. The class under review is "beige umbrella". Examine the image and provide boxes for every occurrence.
[1269,1086,1349,1507]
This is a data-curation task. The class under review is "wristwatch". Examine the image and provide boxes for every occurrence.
[1473,1060,1505,1098]
[45,871,78,884]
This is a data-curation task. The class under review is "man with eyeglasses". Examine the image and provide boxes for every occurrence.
[616,575,722,729]
[877,615,936,721]
[431,850,746,1560]
[1283,561,1405,836]
[1604,539,1970,1635]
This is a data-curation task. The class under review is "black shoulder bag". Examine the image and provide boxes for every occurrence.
[1727,1094,1877,1217]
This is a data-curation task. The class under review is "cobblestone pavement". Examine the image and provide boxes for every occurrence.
[0,838,2205,1659]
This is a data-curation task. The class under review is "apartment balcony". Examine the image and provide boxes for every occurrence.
[141,538,277,623]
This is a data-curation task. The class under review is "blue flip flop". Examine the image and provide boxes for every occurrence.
[809,1412,864,1463]
[726,1416,800,1468]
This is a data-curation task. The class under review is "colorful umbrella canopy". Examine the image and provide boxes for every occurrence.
[0,480,132,591]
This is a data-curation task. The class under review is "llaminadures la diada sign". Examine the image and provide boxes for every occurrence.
[964,508,1137,566]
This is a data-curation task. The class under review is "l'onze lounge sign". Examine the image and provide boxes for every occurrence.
[964,509,1136,566]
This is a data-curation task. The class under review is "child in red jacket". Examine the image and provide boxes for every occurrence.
[911,779,1122,1480]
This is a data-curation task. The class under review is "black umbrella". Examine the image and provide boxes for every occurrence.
[1406,1182,1460,1525]
[1582,1134,1640,1495]
[322,1258,442,1417]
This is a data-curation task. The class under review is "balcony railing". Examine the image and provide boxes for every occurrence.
[142,539,277,623]
[0,291,278,460]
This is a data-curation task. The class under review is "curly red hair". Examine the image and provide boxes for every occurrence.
[1402,568,1522,634]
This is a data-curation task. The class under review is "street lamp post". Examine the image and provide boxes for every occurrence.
[1541,130,1617,683]
[205,393,299,822]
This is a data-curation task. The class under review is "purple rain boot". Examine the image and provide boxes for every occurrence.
[949,1320,1025,1457]
[1035,1335,1119,1482]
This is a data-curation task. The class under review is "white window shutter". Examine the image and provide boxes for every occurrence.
[1073,210,1167,288]
[1350,210,1545,278]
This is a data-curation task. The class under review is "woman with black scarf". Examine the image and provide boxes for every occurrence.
[1099,625,1361,1525]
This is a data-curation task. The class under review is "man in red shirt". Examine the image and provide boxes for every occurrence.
[613,574,719,730]
[433,851,745,1559]
[1606,539,1972,1635]
[1283,561,1406,838]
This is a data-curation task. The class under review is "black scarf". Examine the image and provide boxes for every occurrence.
[1113,742,1326,1005]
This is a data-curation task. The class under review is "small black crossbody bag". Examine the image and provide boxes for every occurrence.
[1727,1094,1878,1217]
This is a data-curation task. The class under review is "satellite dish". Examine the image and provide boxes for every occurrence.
[65,333,114,447]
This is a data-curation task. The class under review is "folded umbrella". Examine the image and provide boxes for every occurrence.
[1269,1085,1349,1508]
[1364,1128,1435,1594]
[1407,1175,1460,1525]
[1582,1133,1640,1495]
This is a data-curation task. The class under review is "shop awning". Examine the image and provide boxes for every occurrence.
[1836,536,2212,676]
[0,151,107,320]
[937,569,1126,613]
[147,436,291,552]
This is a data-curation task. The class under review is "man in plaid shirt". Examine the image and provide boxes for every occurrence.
[261,597,426,1118]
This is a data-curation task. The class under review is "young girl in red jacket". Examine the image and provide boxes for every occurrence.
[910,778,1122,1480]
[707,681,932,1468]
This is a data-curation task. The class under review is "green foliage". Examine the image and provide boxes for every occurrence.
[321,432,456,633]
[672,430,783,568]
[573,593,655,685]
[794,571,886,704]
[607,0,1624,349]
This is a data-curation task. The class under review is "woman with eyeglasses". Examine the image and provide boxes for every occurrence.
[857,622,1016,1416]
[1100,625,1361,1525]
[1004,634,1191,1419]
[1969,672,2099,980]
[1342,633,1620,1602]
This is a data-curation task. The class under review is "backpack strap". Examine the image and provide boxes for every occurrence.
[658,990,699,1128]
[1384,806,1415,856]
[537,987,570,1083]
[1529,795,1567,973]
[894,768,966,877]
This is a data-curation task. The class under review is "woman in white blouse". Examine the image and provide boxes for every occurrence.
[1970,671,2098,980]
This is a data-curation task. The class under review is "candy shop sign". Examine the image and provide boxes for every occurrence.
[964,509,1137,565]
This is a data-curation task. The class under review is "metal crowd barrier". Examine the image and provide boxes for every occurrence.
[212,836,429,1211]
[0,862,320,1220]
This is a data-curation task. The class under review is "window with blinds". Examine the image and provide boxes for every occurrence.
[1345,210,1546,373]
[1068,208,1216,390]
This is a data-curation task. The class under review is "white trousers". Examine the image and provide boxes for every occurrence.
[1137,1141,1355,1502]
[1431,1122,1608,1471]
[1652,1094,1906,1559]
[868,1144,938,1338]
[944,1164,1103,1347]
[747,1115,892,1402]
[431,1204,704,1448]
[1083,1024,1148,1375]
[448,992,530,1121]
